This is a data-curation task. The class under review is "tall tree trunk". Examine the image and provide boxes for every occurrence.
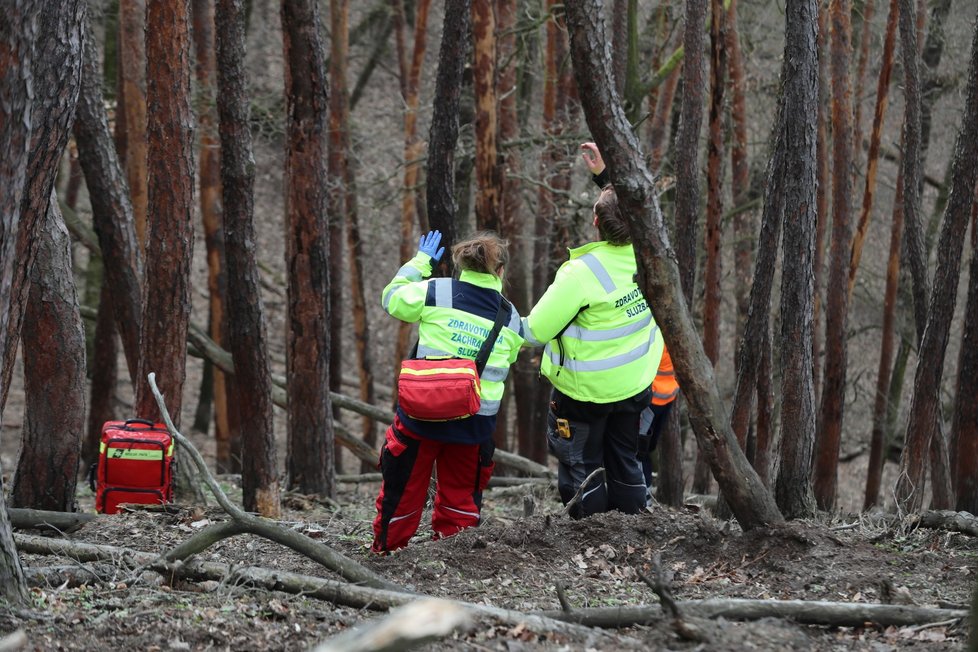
[952,191,978,514]
[0,0,46,606]
[674,0,710,497]
[897,10,978,514]
[703,0,726,368]
[848,0,898,299]
[726,0,752,349]
[134,0,196,426]
[13,195,86,512]
[865,155,905,509]
[851,0,876,173]
[83,277,117,469]
[496,0,538,463]
[193,0,234,471]
[74,14,143,388]
[813,0,855,511]
[472,0,500,233]
[610,0,628,97]
[564,0,784,531]
[648,66,681,172]
[117,0,147,246]
[282,0,334,497]
[812,0,829,404]
[392,0,433,371]
[774,0,819,520]
[1,0,87,414]
[216,0,280,517]
[326,0,347,474]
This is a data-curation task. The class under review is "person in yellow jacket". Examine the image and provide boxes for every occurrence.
[521,142,664,518]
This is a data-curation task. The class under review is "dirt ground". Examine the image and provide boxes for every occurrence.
[2,470,975,651]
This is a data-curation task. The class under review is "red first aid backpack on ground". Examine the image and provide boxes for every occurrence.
[94,419,175,514]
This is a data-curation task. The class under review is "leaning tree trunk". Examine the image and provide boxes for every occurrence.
[564,0,784,531]
[774,0,819,520]
[897,10,978,515]
[953,197,978,514]
[813,0,855,512]
[282,0,334,497]
[74,13,143,387]
[1,0,87,414]
[0,0,42,607]
[12,196,86,512]
[216,0,280,517]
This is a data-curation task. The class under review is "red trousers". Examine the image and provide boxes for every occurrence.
[372,418,495,552]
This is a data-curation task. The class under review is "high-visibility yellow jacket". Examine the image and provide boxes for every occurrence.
[382,252,524,443]
[522,241,663,403]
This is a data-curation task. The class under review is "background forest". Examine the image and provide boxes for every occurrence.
[2,0,978,649]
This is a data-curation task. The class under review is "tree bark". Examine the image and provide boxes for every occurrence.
[216,0,280,517]
[774,0,819,519]
[813,0,855,511]
[897,11,978,514]
[472,0,500,233]
[74,12,143,387]
[83,277,117,469]
[133,0,196,427]
[193,0,234,471]
[117,0,147,246]
[702,0,726,369]
[952,194,978,514]
[1,0,87,414]
[392,0,433,370]
[564,0,784,530]
[0,0,41,606]
[282,0,334,497]
[851,0,876,174]
[812,2,829,404]
[12,196,86,512]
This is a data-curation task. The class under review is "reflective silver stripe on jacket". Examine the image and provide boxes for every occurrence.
[477,398,501,416]
[563,312,653,341]
[382,263,425,310]
[433,277,454,308]
[653,388,679,401]
[578,253,617,293]
[414,345,510,383]
[521,316,545,346]
[545,326,658,372]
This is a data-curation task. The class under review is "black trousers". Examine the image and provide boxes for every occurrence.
[547,386,652,519]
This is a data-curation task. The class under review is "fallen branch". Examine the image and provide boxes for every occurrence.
[16,533,628,646]
[536,598,968,628]
[7,508,96,533]
[147,372,401,592]
[917,510,978,537]
[558,467,605,517]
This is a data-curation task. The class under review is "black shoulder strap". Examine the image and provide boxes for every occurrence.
[474,297,511,376]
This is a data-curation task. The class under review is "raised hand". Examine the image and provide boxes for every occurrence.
[418,230,445,262]
[580,141,606,175]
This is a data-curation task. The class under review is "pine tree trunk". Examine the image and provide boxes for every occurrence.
[898,10,978,514]
[703,0,726,368]
[812,1,829,405]
[0,0,43,606]
[472,0,500,233]
[813,0,855,511]
[13,196,86,512]
[83,277,118,469]
[117,0,147,246]
[774,0,819,520]
[952,196,978,514]
[216,0,280,516]
[74,13,144,387]
[282,0,334,497]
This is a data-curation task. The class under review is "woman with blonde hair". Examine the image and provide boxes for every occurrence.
[372,230,524,552]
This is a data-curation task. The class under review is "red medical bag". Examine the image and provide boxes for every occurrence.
[95,419,174,514]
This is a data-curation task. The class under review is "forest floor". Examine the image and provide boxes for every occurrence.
[1,471,975,651]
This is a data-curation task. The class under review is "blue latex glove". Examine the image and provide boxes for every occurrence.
[418,230,445,262]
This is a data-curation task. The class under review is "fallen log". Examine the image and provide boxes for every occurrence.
[15,532,627,646]
[336,473,554,489]
[536,598,968,628]
[917,510,978,537]
[7,508,96,533]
